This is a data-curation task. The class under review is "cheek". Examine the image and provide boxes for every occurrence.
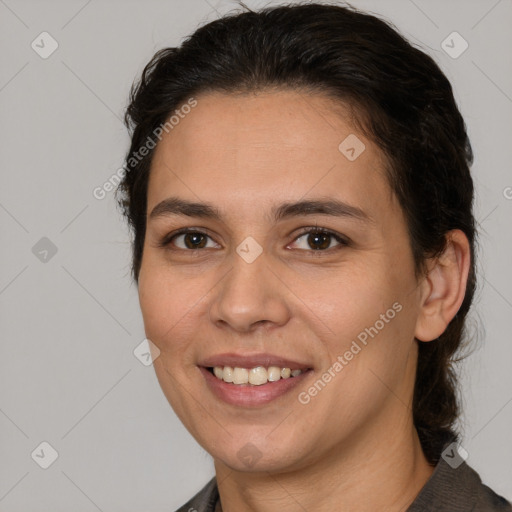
[307,260,416,372]
[138,261,205,357]
[292,263,395,331]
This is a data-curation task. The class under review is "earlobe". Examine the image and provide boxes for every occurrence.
[414,230,471,342]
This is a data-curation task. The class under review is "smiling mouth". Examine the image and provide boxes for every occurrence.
[207,365,310,385]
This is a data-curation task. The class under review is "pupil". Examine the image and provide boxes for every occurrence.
[185,233,206,249]
[309,232,330,250]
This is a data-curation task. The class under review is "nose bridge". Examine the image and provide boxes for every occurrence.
[209,245,289,332]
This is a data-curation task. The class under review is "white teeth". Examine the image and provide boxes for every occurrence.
[249,367,268,386]
[211,366,304,385]
[223,366,234,383]
[232,367,249,384]
[267,366,281,382]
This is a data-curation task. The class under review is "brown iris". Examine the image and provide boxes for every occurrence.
[184,232,208,249]
[307,232,331,250]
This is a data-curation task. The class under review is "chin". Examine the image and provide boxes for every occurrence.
[204,432,311,474]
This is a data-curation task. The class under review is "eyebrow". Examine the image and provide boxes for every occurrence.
[149,197,371,223]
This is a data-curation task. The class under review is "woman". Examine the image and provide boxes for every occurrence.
[117,3,511,511]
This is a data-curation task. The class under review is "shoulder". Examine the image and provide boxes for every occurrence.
[408,453,512,512]
[174,478,219,512]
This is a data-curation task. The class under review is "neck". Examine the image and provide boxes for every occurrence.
[214,424,434,512]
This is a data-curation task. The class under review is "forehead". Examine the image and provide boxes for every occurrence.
[148,90,395,220]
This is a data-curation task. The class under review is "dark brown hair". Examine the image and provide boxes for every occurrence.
[117,2,476,464]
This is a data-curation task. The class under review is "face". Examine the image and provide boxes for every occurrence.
[138,90,425,473]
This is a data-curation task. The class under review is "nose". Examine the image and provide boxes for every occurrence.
[208,249,291,334]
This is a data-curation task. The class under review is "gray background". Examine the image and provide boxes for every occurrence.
[0,0,511,510]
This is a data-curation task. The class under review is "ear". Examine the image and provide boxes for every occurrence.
[414,229,471,342]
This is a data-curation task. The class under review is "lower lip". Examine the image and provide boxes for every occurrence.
[200,367,311,407]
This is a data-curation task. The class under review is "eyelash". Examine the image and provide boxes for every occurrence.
[158,226,349,253]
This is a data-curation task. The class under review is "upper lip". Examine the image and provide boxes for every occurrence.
[199,353,311,371]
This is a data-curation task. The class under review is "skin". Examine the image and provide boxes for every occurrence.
[138,90,470,512]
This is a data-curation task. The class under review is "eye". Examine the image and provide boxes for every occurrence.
[159,227,348,252]
[290,228,348,251]
[160,229,220,250]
